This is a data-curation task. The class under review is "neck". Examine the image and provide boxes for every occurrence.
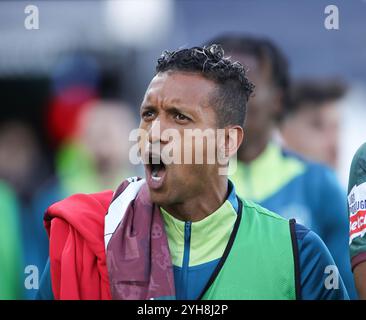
[162,176,228,222]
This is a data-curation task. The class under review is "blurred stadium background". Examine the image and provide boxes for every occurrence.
[0,0,365,299]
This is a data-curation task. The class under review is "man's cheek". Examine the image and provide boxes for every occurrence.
[180,136,192,165]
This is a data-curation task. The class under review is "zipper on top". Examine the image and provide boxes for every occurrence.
[180,221,192,300]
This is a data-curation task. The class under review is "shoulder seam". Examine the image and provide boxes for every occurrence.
[242,199,288,222]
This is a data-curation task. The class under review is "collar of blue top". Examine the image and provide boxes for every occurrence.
[227,179,239,213]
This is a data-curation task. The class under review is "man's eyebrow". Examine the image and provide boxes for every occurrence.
[165,106,186,114]
[165,105,196,119]
[140,105,156,112]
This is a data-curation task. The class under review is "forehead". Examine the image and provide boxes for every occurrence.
[143,71,216,107]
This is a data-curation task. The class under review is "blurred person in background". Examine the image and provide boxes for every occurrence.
[34,98,139,219]
[28,53,138,299]
[30,53,103,234]
[55,99,139,195]
[206,34,357,299]
[0,121,50,299]
[40,52,138,196]
[281,80,346,169]
[0,180,22,299]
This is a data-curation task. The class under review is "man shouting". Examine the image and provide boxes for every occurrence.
[37,45,348,300]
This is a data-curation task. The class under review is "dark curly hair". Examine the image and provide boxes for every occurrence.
[156,44,254,127]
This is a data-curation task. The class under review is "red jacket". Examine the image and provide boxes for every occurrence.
[44,190,113,300]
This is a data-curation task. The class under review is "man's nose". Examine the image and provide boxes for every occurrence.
[148,119,161,144]
[148,118,169,144]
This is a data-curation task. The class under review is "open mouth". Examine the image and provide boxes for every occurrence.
[145,153,167,189]
[150,159,166,181]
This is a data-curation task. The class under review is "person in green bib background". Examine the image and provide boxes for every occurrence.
[38,44,348,300]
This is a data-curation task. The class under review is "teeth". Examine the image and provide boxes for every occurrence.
[152,176,161,181]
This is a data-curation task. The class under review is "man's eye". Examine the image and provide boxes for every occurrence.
[174,113,190,122]
[142,111,155,120]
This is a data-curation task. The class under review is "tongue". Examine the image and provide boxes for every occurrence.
[152,163,166,178]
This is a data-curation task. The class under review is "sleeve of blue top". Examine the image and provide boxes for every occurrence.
[296,223,349,300]
[35,258,54,300]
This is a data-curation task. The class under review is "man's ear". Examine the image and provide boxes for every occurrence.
[222,125,244,159]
